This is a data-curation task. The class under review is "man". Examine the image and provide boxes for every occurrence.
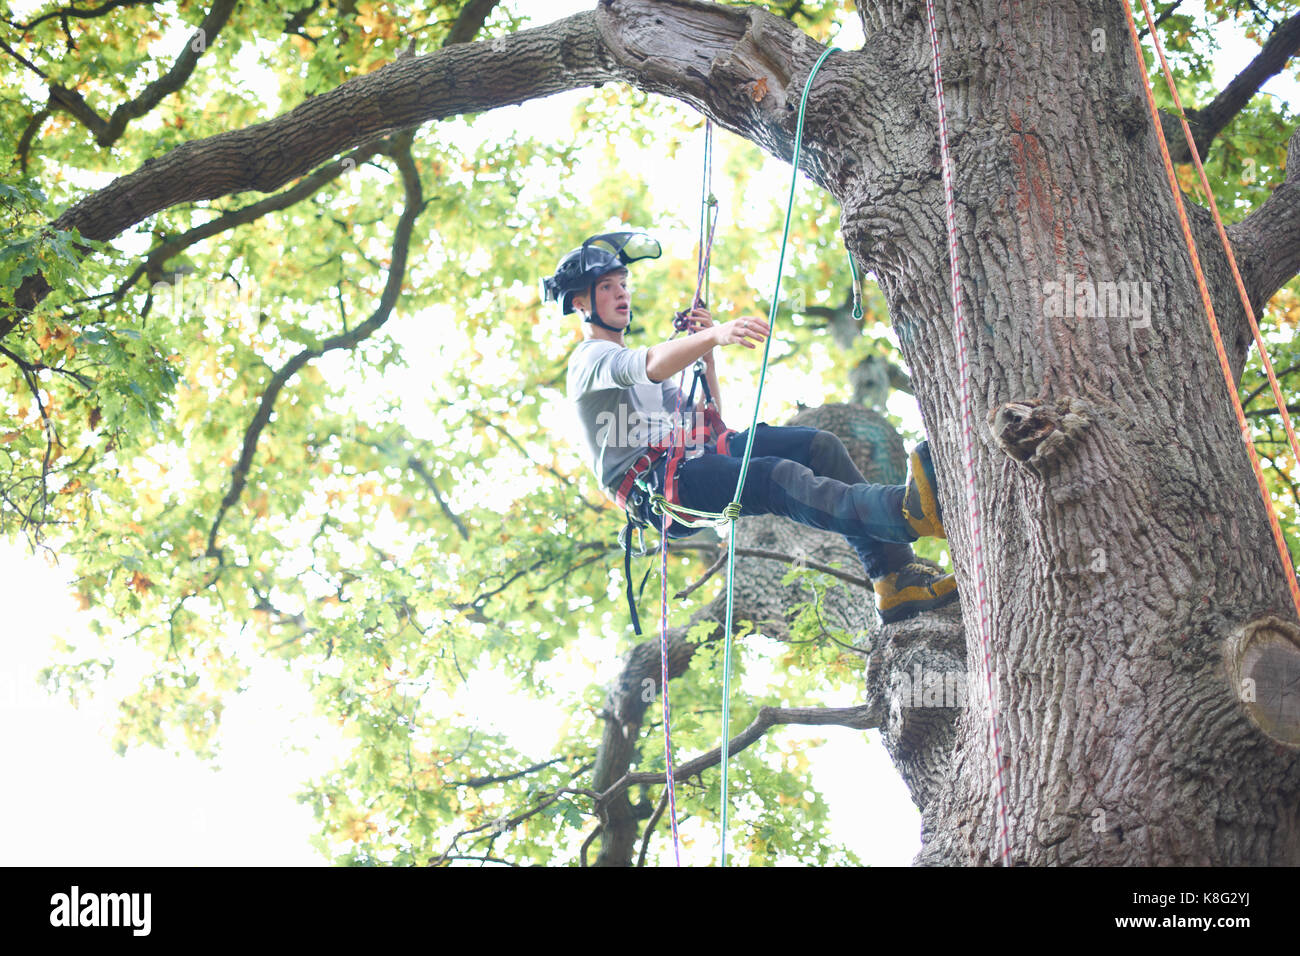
[545,231,957,624]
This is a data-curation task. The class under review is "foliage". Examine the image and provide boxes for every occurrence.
[0,0,1296,865]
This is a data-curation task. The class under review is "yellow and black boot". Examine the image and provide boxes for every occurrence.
[901,440,946,539]
[875,560,959,624]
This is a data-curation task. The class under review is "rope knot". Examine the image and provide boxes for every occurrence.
[722,501,742,521]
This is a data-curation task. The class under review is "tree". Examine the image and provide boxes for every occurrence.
[2,0,1298,866]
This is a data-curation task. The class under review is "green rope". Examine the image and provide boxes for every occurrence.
[649,493,728,524]
[848,250,864,320]
[718,44,840,867]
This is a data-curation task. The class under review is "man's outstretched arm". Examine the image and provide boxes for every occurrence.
[644,311,769,384]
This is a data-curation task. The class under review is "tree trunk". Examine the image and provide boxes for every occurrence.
[841,0,1300,865]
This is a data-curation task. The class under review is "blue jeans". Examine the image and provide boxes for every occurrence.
[637,423,917,580]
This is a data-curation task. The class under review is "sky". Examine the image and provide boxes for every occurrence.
[1,556,335,865]
[1,0,1296,867]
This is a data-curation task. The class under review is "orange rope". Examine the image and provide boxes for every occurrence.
[1120,0,1300,622]
[1132,0,1300,477]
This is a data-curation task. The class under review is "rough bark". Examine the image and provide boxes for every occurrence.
[846,0,1300,865]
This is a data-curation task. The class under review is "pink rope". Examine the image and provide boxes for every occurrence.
[657,513,682,866]
[922,0,1012,866]
[655,305,703,866]
[692,202,719,310]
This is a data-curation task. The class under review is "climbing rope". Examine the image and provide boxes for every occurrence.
[1120,0,1300,623]
[848,249,864,320]
[696,118,717,310]
[922,0,1012,866]
[643,46,841,865]
[649,45,878,866]
[656,495,683,865]
[716,44,842,867]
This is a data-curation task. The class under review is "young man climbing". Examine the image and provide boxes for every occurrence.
[545,231,957,625]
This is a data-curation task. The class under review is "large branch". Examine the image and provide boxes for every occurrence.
[2,9,596,322]
[108,0,501,298]
[601,703,877,801]
[46,11,603,246]
[11,0,864,324]
[1228,124,1300,310]
[1163,11,1300,164]
[604,699,878,863]
[51,0,836,241]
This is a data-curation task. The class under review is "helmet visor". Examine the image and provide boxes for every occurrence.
[583,232,662,270]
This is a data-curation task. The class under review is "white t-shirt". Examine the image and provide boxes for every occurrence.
[565,339,692,496]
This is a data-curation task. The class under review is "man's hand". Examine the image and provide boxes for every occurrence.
[712,316,770,350]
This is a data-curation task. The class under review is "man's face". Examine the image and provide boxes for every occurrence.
[574,269,630,326]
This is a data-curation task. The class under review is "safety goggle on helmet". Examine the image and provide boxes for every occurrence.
[542,231,662,315]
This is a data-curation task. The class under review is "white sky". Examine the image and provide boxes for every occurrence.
[1,0,1294,867]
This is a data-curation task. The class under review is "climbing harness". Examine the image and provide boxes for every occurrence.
[1119,0,1300,623]
[922,0,1012,866]
[615,367,735,637]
